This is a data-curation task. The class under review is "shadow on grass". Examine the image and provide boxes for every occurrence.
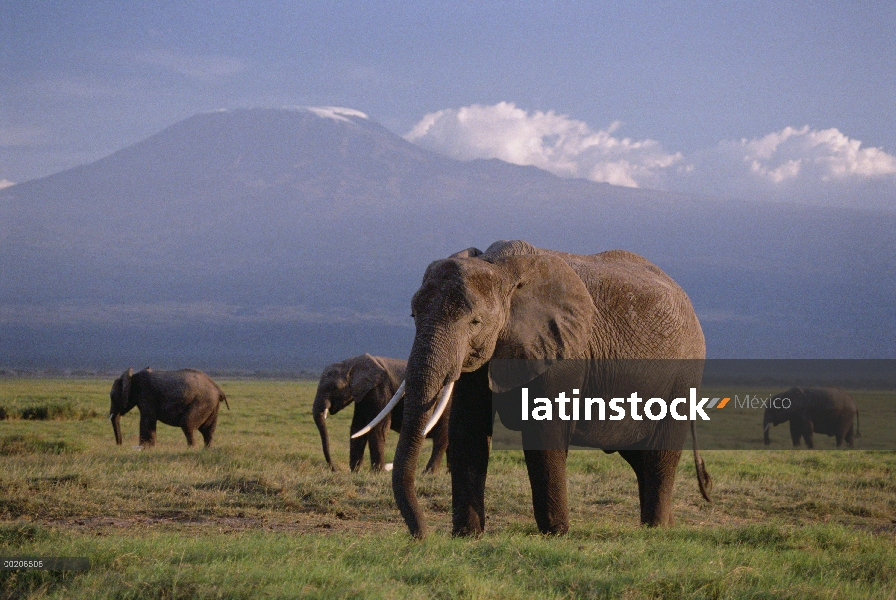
[0,434,81,455]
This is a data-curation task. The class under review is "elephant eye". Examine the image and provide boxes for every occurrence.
[471,316,482,325]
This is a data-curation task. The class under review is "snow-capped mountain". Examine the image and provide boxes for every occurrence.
[1,108,893,369]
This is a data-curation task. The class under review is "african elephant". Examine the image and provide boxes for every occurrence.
[361,240,711,538]
[763,387,859,448]
[109,368,229,447]
[313,354,449,473]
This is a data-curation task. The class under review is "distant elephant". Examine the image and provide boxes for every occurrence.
[359,240,711,538]
[109,368,229,447]
[312,354,449,473]
[763,387,859,448]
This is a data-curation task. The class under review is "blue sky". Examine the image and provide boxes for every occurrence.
[2,2,895,207]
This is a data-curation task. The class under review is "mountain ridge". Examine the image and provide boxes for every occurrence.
[1,107,893,367]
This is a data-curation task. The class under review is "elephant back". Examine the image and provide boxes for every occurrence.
[572,250,705,361]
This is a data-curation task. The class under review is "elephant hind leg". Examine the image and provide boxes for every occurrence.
[182,427,197,447]
[422,423,449,474]
[620,449,681,527]
[198,420,217,447]
[422,448,443,474]
[196,404,220,448]
[844,425,855,448]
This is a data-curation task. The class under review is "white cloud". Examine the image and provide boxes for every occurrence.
[728,126,896,183]
[677,126,896,208]
[405,102,687,188]
[0,179,14,190]
[406,103,896,208]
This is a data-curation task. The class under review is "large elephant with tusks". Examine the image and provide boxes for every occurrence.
[357,240,712,538]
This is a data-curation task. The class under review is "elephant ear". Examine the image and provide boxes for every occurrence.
[376,357,404,392]
[489,255,595,391]
[349,354,384,402]
[120,367,133,404]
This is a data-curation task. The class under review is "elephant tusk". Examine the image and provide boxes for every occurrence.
[109,413,114,420]
[423,381,454,436]
[351,381,405,439]
[323,408,329,420]
[764,423,772,432]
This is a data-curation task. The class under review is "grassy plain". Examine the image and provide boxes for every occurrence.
[0,378,894,599]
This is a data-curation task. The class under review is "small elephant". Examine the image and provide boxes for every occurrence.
[312,354,449,473]
[109,368,229,447]
[764,386,859,448]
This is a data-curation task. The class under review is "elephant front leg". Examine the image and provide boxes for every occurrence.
[367,422,389,471]
[789,419,803,447]
[348,434,368,471]
[139,412,157,447]
[523,449,570,535]
[449,428,489,535]
[803,420,815,449]
[349,409,374,471]
[449,366,491,536]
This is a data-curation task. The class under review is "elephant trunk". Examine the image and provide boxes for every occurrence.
[763,418,772,445]
[392,328,460,539]
[110,412,122,445]
[312,395,335,471]
[392,398,430,539]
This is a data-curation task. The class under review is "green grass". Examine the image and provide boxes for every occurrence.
[1,378,894,599]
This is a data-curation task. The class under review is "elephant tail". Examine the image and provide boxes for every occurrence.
[221,392,230,411]
[691,420,712,502]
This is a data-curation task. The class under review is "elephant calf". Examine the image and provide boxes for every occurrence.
[109,368,229,447]
[764,386,859,448]
[313,354,449,473]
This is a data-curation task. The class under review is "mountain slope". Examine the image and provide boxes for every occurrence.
[1,107,893,368]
